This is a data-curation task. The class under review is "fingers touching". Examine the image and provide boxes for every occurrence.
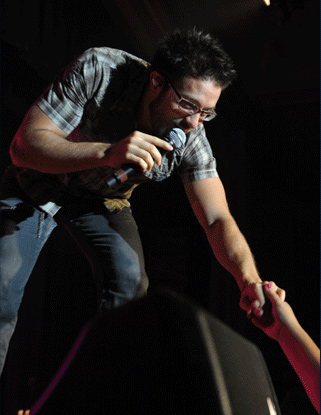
[240,281,286,321]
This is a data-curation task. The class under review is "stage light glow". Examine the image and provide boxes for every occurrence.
[263,0,271,5]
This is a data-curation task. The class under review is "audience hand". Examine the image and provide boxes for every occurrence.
[250,281,301,340]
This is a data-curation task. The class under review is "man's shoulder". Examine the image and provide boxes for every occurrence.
[76,47,150,70]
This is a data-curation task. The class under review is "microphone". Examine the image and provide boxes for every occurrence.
[106,128,186,189]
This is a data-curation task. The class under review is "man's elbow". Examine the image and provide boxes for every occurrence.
[208,213,235,230]
[9,137,29,167]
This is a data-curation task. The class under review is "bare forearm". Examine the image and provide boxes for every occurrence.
[206,217,261,289]
[10,105,171,175]
[185,178,265,314]
[10,128,111,173]
[279,325,320,413]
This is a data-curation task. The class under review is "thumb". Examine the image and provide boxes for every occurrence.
[263,283,280,304]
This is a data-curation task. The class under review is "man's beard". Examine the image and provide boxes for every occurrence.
[148,93,169,138]
[148,89,193,138]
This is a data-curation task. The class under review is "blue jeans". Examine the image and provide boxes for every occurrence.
[0,197,148,374]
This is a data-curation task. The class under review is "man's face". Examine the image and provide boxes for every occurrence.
[148,74,222,138]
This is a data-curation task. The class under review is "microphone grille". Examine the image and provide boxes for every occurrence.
[167,128,186,149]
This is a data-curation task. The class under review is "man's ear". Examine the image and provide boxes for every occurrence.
[150,71,165,91]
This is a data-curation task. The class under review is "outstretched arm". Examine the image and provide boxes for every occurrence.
[252,282,320,414]
[184,177,265,316]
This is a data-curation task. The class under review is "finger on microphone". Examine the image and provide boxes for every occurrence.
[106,128,186,189]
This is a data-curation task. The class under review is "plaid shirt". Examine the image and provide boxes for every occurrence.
[12,47,218,215]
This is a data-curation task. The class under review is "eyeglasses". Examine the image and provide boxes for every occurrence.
[167,79,217,121]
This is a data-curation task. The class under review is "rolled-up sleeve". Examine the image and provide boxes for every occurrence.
[178,125,219,183]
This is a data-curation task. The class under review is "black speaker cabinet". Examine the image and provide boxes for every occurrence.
[31,290,280,414]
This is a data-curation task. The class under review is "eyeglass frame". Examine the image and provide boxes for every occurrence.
[165,77,217,121]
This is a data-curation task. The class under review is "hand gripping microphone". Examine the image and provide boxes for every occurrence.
[106,128,186,189]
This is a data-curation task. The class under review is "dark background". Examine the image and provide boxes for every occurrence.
[1,0,319,413]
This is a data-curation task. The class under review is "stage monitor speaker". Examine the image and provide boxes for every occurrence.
[31,289,280,415]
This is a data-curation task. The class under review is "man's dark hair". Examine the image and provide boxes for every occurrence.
[150,28,237,89]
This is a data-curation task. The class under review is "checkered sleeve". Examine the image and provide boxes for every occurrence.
[178,125,219,183]
[36,48,109,135]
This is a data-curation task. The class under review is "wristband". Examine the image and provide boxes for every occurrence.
[241,281,257,293]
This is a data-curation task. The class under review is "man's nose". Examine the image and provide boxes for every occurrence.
[184,112,202,129]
